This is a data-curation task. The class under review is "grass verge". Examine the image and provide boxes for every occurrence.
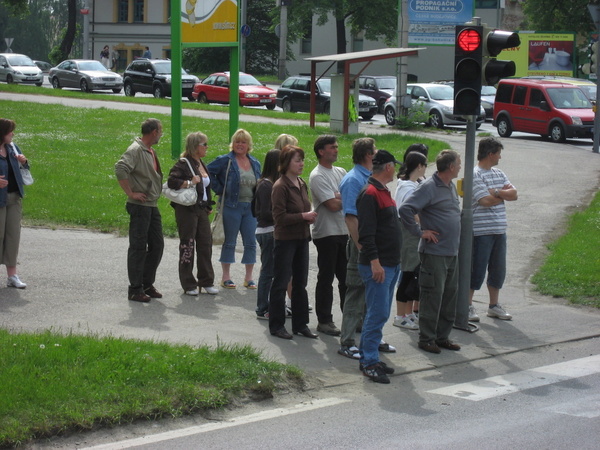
[0,99,449,236]
[0,329,302,447]
[531,190,600,307]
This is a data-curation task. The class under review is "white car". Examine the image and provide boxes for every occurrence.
[384,83,485,128]
[0,53,43,86]
[49,59,123,93]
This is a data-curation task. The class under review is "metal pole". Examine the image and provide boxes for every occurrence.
[83,0,90,59]
[454,116,479,333]
[278,2,288,80]
[240,0,247,72]
[588,4,600,154]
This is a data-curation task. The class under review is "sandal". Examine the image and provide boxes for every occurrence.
[243,280,257,289]
[378,341,397,353]
[221,280,236,289]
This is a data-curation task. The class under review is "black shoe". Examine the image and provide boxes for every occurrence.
[436,339,461,351]
[362,363,390,384]
[358,361,395,374]
[293,327,318,339]
[128,292,151,303]
[271,328,293,340]
[144,286,163,298]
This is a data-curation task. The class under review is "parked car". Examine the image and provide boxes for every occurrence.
[521,76,597,103]
[49,59,123,93]
[493,78,594,143]
[122,59,200,100]
[34,60,52,75]
[383,83,485,128]
[480,85,497,119]
[191,72,276,109]
[0,53,43,86]
[276,75,378,120]
[359,75,396,113]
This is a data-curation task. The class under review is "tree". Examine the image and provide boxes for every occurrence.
[48,0,78,64]
[522,0,597,39]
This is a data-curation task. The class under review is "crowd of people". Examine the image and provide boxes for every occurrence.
[0,116,518,387]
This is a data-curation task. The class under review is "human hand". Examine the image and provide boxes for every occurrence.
[421,230,439,243]
[191,175,201,185]
[0,175,7,188]
[370,259,385,283]
[302,211,317,224]
[130,192,147,202]
[16,154,27,165]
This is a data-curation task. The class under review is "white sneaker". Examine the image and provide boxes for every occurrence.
[487,304,512,320]
[469,305,480,322]
[7,275,26,289]
[203,286,219,295]
[185,288,199,296]
[393,315,419,330]
[408,312,419,324]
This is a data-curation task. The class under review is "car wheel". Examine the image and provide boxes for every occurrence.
[51,77,61,89]
[266,104,276,110]
[475,123,482,130]
[153,84,164,98]
[198,93,208,103]
[282,99,292,113]
[429,110,444,129]
[496,116,512,137]
[124,82,135,97]
[361,114,374,120]
[378,99,386,114]
[323,102,330,115]
[384,106,396,125]
[550,122,566,143]
[187,94,195,101]
[35,82,43,87]
[6,74,14,84]
[112,88,122,94]
[80,79,90,92]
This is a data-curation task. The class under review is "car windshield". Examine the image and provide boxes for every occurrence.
[77,61,107,71]
[481,86,496,96]
[547,88,592,109]
[377,78,396,89]
[317,78,331,93]
[426,85,454,100]
[7,55,35,66]
[153,62,173,75]
[239,74,261,86]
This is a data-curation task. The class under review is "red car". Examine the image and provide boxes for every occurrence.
[192,72,276,109]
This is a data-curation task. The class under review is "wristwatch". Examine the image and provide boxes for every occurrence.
[494,189,500,197]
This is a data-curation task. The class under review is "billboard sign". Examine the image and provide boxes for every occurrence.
[408,0,475,45]
[181,0,238,44]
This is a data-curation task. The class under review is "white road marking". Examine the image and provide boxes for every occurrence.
[427,354,600,401]
[542,394,600,418]
[82,397,350,449]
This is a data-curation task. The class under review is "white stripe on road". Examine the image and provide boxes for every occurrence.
[427,354,600,401]
[542,394,600,418]
[82,397,350,449]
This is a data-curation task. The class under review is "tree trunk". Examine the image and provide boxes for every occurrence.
[58,0,77,60]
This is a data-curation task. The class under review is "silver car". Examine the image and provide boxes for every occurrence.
[0,53,43,86]
[384,83,485,128]
[49,59,123,93]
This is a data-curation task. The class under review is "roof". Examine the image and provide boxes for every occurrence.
[304,47,423,64]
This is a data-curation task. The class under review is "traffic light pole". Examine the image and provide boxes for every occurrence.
[454,115,479,333]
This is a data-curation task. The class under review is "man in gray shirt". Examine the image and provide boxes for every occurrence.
[399,150,462,354]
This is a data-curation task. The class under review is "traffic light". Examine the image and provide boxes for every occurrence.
[481,27,520,85]
[453,25,483,116]
[581,41,598,75]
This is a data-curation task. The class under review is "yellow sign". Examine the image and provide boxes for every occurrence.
[499,33,575,78]
[182,0,238,44]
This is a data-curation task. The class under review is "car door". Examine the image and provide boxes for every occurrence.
[525,88,551,135]
[63,61,78,88]
[293,79,311,112]
[0,55,8,82]
[509,85,529,133]
[212,75,230,103]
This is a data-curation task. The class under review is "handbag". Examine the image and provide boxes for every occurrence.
[210,159,231,245]
[11,144,34,186]
[162,158,198,206]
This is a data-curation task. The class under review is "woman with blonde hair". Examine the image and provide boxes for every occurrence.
[208,129,261,289]
[167,131,218,295]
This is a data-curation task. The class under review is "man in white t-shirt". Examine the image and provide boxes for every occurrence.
[309,135,348,336]
[469,137,518,321]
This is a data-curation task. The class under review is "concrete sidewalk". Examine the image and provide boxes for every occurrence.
[1,93,599,386]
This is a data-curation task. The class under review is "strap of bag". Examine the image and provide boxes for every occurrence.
[181,157,196,183]
[218,159,232,213]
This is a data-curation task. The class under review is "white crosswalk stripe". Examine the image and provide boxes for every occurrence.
[427,354,600,401]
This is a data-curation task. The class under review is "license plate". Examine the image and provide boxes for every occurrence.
[183,84,193,88]
[105,83,115,86]
[26,77,37,80]
[259,99,272,103]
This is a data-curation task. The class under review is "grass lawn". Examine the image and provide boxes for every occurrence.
[531,190,600,307]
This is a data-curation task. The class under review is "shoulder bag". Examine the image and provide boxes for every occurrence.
[210,158,232,245]
[11,144,34,186]
[162,158,198,206]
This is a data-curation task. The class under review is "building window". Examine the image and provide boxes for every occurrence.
[300,17,312,54]
[475,0,498,8]
[352,32,364,52]
[133,0,144,22]
[118,0,128,22]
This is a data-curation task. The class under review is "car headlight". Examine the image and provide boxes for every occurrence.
[165,77,172,84]
[442,105,453,113]
[269,93,276,98]
[13,70,23,75]
[90,77,102,82]
[368,100,376,106]
[572,117,583,126]
[244,93,259,98]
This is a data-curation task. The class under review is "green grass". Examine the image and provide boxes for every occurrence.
[0,329,301,447]
[531,191,600,307]
[0,99,449,236]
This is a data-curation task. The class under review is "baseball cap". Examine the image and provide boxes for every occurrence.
[372,149,401,166]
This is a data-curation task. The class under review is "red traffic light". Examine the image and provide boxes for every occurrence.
[457,29,482,52]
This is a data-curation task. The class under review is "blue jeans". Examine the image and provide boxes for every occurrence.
[220,202,257,264]
[358,263,400,367]
[470,234,507,290]
[125,203,164,295]
[256,231,274,314]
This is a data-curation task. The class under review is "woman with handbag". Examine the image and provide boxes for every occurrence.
[166,131,218,296]
[268,145,318,340]
[0,118,29,289]
[207,129,261,290]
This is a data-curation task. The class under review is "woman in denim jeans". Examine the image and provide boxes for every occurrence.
[207,129,261,289]
[253,149,281,319]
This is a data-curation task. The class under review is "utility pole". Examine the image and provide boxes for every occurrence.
[278,0,289,80]
[588,3,600,154]
[240,0,247,72]
[396,0,409,118]
[82,0,90,59]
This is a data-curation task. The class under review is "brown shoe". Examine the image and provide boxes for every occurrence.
[436,339,461,351]
[144,286,163,298]
[271,328,293,340]
[129,292,151,303]
[293,327,319,339]
[317,322,341,336]
[418,341,441,354]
